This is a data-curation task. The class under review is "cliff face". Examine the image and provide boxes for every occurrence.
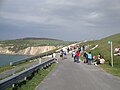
[0,46,57,55]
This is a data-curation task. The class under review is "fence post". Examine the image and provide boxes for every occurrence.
[24,76,27,81]
[12,84,15,88]
[39,58,42,64]
[10,62,13,66]
[108,41,113,67]
[111,41,113,67]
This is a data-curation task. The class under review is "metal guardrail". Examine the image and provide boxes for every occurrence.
[10,50,58,66]
[0,59,55,90]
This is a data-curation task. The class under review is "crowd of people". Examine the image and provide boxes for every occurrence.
[70,45,105,66]
[71,45,85,63]
[83,52,105,66]
[52,45,105,66]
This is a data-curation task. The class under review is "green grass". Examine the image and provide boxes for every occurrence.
[0,65,13,73]
[80,33,120,77]
[100,64,120,77]
[6,63,56,90]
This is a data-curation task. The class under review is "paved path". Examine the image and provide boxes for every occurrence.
[36,55,120,90]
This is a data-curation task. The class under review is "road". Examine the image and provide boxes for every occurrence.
[36,55,120,90]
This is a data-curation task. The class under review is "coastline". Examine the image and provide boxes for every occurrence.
[0,53,33,57]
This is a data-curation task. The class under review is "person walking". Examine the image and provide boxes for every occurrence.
[52,52,58,63]
[72,50,76,62]
[60,49,64,60]
[67,47,70,54]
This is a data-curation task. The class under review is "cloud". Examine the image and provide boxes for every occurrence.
[0,12,65,26]
[0,0,120,28]
[87,12,102,19]
[0,0,120,40]
[0,12,45,23]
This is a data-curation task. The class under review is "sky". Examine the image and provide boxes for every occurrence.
[0,0,120,41]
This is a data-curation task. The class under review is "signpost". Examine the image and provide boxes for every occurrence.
[108,41,113,67]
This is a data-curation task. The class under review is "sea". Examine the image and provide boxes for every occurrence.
[0,54,30,67]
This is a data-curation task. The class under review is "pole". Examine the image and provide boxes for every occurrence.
[39,58,41,64]
[111,41,113,67]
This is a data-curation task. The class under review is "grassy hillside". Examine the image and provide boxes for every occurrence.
[0,38,73,52]
[80,33,120,76]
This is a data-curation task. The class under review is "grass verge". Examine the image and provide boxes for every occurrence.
[99,64,120,77]
[0,65,13,73]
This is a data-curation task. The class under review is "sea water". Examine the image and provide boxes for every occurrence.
[0,54,29,67]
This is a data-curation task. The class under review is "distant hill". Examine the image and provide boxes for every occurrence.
[21,37,62,41]
[0,37,71,46]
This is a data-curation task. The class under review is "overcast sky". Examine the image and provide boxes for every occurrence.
[0,0,120,41]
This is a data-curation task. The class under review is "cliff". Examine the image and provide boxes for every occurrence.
[0,46,57,55]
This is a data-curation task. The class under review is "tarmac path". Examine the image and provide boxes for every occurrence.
[36,55,120,90]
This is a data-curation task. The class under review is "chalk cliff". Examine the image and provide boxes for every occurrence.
[0,46,57,55]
